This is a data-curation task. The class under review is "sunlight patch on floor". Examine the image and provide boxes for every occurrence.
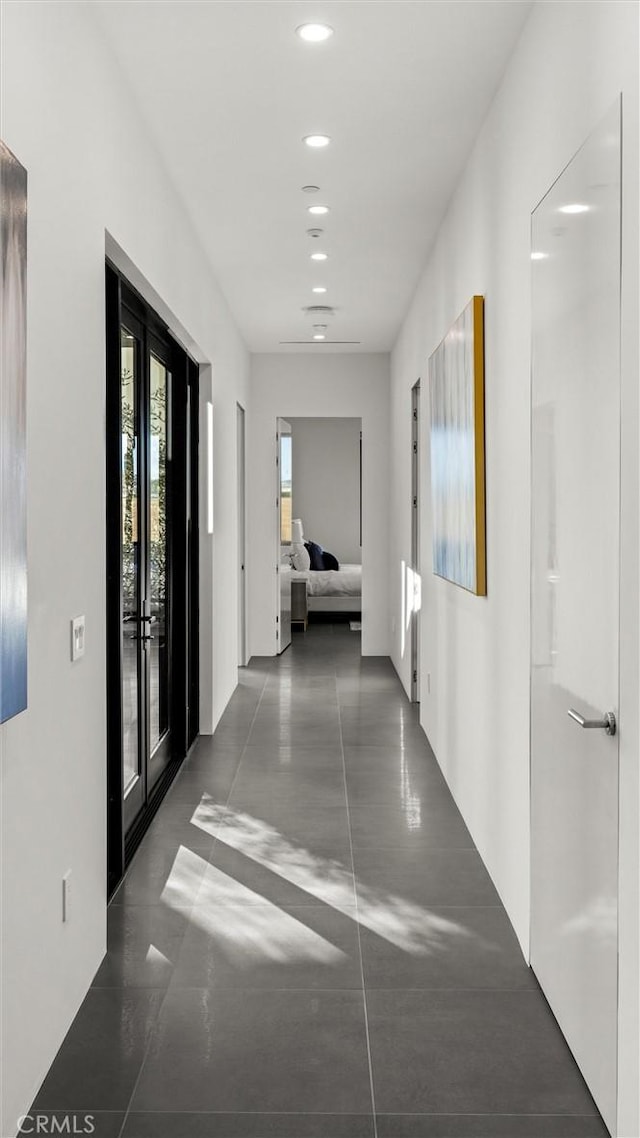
[162,845,346,966]
[145,944,172,966]
[159,843,211,908]
[205,806,478,956]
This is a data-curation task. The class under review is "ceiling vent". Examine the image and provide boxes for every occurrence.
[303,304,335,318]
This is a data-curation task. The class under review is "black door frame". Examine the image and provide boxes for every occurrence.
[105,263,200,896]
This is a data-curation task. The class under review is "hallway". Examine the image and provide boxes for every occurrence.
[30,626,605,1137]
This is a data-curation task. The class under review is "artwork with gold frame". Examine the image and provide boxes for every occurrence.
[428,295,486,595]
[1,141,28,722]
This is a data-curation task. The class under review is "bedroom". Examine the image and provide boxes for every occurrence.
[279,416,362,644]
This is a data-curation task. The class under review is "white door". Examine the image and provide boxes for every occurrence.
[237,403,247,667]
[530,102,621,1135]
[410,380,421,702]
[276,417,292,653]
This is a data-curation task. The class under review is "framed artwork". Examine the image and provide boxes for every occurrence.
[0,141,28,722]
[428,295,486,596]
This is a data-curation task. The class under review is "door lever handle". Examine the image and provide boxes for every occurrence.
[568,708,616,736]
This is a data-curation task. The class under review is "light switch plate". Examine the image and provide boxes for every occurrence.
[62,870,72,922]
[71,615,85,661]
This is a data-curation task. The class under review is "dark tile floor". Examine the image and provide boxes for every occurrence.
[28,625,607,1138]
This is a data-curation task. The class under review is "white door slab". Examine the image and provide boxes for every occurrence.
[530,101,621,1136]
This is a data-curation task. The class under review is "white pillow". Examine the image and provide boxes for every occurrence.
[291,542,310,571]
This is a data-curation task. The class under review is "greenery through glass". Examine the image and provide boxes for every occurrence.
[121,365,167,612]
[149,361,167,610]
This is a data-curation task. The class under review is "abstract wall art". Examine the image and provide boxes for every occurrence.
[1,141,28,722]
[428,295,486,595]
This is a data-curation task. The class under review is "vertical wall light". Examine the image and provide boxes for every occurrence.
[206,401,214,534]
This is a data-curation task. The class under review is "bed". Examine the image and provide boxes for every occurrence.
[291,563,362,615]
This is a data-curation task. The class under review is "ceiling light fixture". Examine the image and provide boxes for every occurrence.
[310,252,328,261]
[559,203,590,214]
[312,286,327,293]
[308,204,329,215]
[296,23,334,43]
[531,251,548,261]
[302,185,320,193]
[313,334,326,340]
[304,135,330,149]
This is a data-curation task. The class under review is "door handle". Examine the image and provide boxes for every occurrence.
[568,708,616,736]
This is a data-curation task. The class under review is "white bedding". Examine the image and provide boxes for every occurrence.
[293,563,361,597]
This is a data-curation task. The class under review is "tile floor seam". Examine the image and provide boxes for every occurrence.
[136,985,367,993]
[205,664,272,852]
[336,657,379,1138]
[374,1111,598,1116]
[114,984,173,1138]
[123,1108,375,1115]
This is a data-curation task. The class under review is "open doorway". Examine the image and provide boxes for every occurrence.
[281,417,362,642]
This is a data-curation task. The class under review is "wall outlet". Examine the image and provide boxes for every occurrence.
[62,870,72,922]
[71,615,85,661]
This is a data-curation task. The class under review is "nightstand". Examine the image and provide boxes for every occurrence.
[291,578,308,631]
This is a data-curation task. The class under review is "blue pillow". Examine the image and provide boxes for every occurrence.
[304,540,324,571]
[322,551,339,570]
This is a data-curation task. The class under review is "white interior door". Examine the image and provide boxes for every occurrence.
[411,380,421,702]
[276,417,292,653]
[530,102,621,1135]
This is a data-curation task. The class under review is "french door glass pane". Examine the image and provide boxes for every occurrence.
[121,326,140,796]
[149,353,169,752]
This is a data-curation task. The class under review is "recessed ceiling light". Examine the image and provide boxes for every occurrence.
[312,286,327,293]
[304,135,331,149]
[310,252,328,261]
[531,251,548,261]
[302,185,320,193]
[296,23,334,43]
[308,204,329,215]
[313,333,326,340]
[559,203,590,214]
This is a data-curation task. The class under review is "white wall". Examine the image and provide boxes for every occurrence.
[290,417,362,565]
[0,4,249,1134]
[249,355,389,656]
[389,2,639,1133]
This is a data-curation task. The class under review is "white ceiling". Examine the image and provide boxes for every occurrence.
[96,1,532,353]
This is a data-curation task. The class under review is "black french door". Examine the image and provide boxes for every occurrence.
[106,265,199,893]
